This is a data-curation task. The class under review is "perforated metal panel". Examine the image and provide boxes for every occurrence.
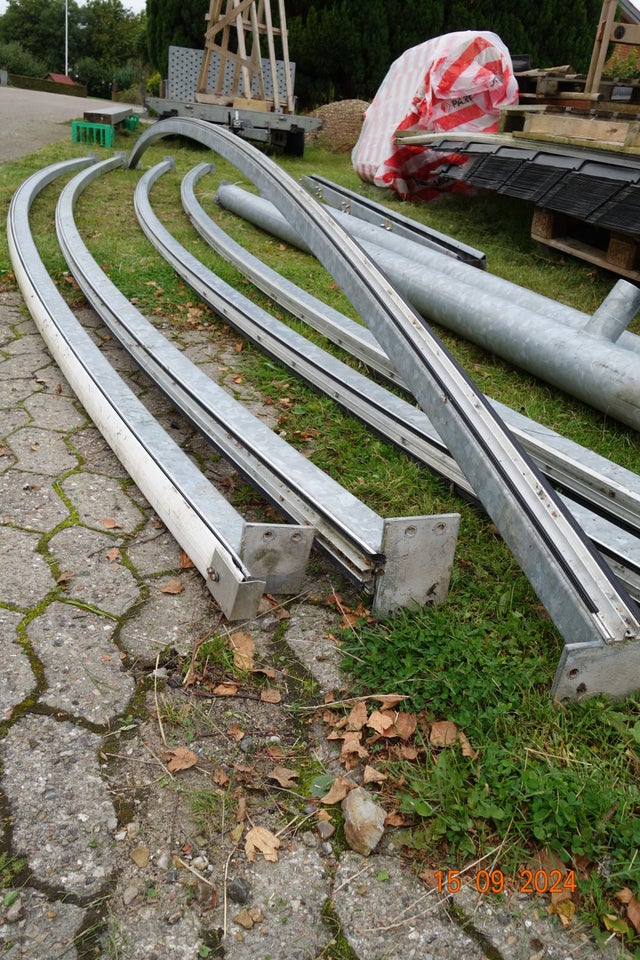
[167,45,294,101]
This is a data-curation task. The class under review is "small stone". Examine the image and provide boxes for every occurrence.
[227,877,250,904]
[234,908,255,929]
[341,786,386,856]
[122,885,139,905]
[192,855,209,871]
[316,820,335,841]
[130,846,150,868]
[5,898,24,923]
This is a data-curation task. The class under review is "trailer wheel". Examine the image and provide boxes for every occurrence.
[284,128,305,157]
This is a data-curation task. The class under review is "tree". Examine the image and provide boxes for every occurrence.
[80,0,145,70]
[146,0,209,76]
[0,0,83,73]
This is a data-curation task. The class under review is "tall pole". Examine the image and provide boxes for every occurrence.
[65,0,68,75]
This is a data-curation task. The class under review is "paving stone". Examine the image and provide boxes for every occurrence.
[118,573,215,662]
[223,846,332,960]
[47,526,141,616]
[126,522,185,577]
[101,907,203,960]
[452,882,625,960]
[0,354,51,380]
[60,472,145,534]
[6,425,78,475]
[0,407,29,437]
[2,333,52,360]
[0,889,85,960]
[0,526,55,608]
[0,468,69,530]
[71,428,130,478]
[27,601,135,725]
[0,608,36,721]
[1,714,117,897]
[0,377,41,407]
[332,852,486,960]
[23,391,87,431]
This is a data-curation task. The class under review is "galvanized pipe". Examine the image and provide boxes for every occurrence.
[219,181,640,354]
[215,183,640,430]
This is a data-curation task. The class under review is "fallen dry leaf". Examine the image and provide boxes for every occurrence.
[615,888,640,932]
[105,547,120,563]
[230,631,255,671]
[367,710,395,735]
[179,549,195,569]
[160,578,184,595]
[245,825,281,863]
[346,700,368,731]
[268,765,299,788]
[227,722,245,741]
[363,765,387,785]
[430,720,459,747]
[320,775,356,804]
[340,730,369,768]
[387,711,417,741]
[214,682,238,696]
[213,766,230,786]
[374,694,407,709]
[260,688,282,704]
[163,747,198,772]
[102,517,120,529]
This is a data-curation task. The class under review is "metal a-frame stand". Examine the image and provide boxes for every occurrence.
[195,0,294,113]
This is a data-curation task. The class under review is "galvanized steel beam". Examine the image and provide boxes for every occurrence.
[128,118,640,700]
[6,157,271,621]
[56,156,459,615]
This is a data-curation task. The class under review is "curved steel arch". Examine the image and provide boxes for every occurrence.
[128,117,640,700]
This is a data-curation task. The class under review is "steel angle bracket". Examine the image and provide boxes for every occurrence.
[206,546,265,621]
[553,639,640,702]
[375,515,460,615]
[128,119,640,700]
[240,523,315,594]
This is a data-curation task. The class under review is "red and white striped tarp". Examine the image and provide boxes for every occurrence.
[352,31,519,201]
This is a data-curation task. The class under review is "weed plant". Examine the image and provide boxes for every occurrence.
[0,130,639,948]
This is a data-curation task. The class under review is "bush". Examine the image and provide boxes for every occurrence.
[0,41,47,78]
[73,56,111,98]
[145,71,162,97]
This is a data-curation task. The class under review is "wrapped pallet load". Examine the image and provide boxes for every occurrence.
[352,31,519,200]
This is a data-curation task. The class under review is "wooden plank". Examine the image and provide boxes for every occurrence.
[84,105,132,125]
[524,112,633,143]
[531,207,640,280]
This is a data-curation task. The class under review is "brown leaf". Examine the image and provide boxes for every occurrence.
[363,765,387,784]
[163,747,198,772]
[268,765,299,788]
[430,720,459,747]
[260,688,282,704]
[320,775,356,804]
[230,631,255,671]
[458,730,478,760]
[213,766,230,786]
[245,825,280,863]
[387,711,417,741]
[160,578,184,595]
[385,811,405,827]
[214,682,238,696]
[615,889,640,932]
[367,710,395,734]
[179,549,195,569]
[105,547,120,563]
[374,694,407,709]
[340,730,369,767]
[345,700,368,730]
[227,722,244,741]
[102,517,120,529]
[547,899,575,927]
[400,744,419,760]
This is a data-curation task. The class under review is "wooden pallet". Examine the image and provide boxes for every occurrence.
[499,104,640,153]
[531,207,640,280]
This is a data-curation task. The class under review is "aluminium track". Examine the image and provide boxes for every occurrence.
[182,164,640,540]
[55,156,460,616]
[127,117,640,701]
[5,156,306,622]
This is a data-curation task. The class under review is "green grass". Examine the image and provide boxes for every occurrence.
[1,126,640,950]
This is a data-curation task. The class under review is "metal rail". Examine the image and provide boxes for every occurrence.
[183,164,640,539]
[150,160,640,604]
[55,156,459,615]
[127,117,640,700]
[5,157,284,621]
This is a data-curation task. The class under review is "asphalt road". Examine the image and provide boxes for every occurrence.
[0,85,132,162]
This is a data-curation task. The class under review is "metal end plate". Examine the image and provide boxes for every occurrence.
[206,547,266,621]
[241,523,315,594]
[373,513,460,615]
[552,639,640,701]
